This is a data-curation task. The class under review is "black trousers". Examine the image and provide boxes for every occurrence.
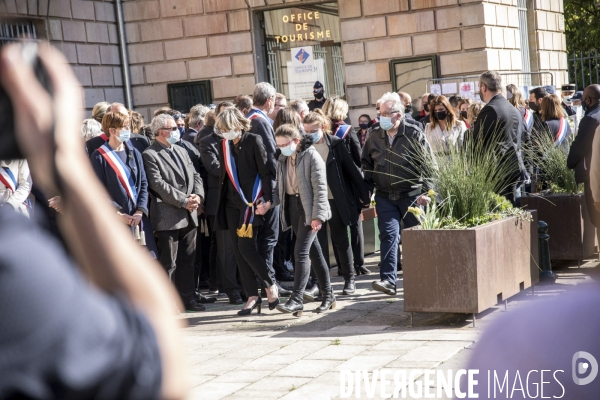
[195,215,216,291]
[156,224,197,305]
[327,200,355,279]
[273,221,293,278]
[287,194,331,294]
[226,206,275,297]
[257,206,279,283]
[350,216,365,268]
[209,215,241,295]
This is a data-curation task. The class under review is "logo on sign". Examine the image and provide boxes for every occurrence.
[295,48,310,64]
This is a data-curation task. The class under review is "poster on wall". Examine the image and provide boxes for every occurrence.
[287,46,325,101]
[430,84,441,95]
[459,82,475,100]
[442,83,457,95]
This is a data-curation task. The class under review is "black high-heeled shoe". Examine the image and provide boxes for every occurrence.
[237,297,262,316]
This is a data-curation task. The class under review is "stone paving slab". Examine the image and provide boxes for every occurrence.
[181,255,599,399]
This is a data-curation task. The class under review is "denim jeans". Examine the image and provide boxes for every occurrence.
[375,195,420,286]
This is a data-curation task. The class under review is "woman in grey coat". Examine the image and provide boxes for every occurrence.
[274,124,336,316]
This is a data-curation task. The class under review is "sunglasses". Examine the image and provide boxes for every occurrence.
[172,113,185,119]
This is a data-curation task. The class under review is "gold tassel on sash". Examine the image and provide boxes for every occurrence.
[236,223,253,238]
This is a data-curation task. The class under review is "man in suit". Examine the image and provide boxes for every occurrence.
[183,104,209,145]
[569,84,600,227]
[474,70,528,205]
[142,114,206,312]
[85,103,150,155]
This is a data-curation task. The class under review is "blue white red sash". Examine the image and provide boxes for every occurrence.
[247,109,269,122]
[523,108,534,131]
[97,143,138,204]
[100,133,109,141]
[0,166,31,210]
[222,139,263,238]
[554,118,569,145]
[334,124,351,139]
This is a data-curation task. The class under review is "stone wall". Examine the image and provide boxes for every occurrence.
[0,0,125,117]
[2,0,568,124]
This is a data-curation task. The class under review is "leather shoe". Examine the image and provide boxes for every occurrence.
[356,265,371,275]
[228,292,244,305]
[195,292,217,303]
[371,280,396,296]
[342,279,355,295]
[277,282,292,297]
[185,299,206,312]
[303,284,320,302]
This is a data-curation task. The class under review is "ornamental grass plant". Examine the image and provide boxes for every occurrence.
[398,122,523,228]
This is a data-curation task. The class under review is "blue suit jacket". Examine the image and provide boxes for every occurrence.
[90,141,149,216]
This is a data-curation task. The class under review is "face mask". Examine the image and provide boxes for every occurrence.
[404,104,413,113]
[314,90,324,100]
[309,130,323,143]
[528,102,539,112]
[223,130,241,141]
[359,123,369,130]
[423,104,430,112]
[178,126,185,136]
[166,130,180,144]
[460,111,468,120]
[564,97,573,105]
[280,141,297,157]
[435,111,448,121]
[117,129,131,142]
[380,116,395,131]
[582,100,589,113]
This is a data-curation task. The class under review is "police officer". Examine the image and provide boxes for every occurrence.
[308,81,326,111]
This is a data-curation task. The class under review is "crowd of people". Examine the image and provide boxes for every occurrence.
[3,70,598,318]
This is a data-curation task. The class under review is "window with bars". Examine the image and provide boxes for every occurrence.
[0,20,40,46]
[517,0,532,86]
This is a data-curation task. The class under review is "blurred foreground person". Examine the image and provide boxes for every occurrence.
[0,44,187,399]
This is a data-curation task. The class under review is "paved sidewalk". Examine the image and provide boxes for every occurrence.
[179,254,599,400]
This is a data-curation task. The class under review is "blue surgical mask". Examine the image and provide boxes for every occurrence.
[309,130,323,143]
[281,142,297,157]
[117,129,131,142]
[178,126,185,136]
[380,117,395,131]
[167,130,180,144]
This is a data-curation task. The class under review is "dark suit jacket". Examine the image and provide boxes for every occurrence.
[406,115,424,131]
[85,134,150,157]
[472,94,526,178]
[142,141,204,231]
[182,128,198,145]
[248,111,277,200]
[199,132,222,216]
[215,131,273,231]
[90,141,149,216]
[331,120,361,168]
[568,104,600,183]
[194,125,214,146]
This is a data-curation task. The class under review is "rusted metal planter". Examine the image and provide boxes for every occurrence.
[403,213,538,314]
[520,194,596,261]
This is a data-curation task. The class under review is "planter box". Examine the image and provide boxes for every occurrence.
[403,214,538,314]
[520,194,596,261]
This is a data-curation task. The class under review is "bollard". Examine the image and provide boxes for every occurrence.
[538,221,557,282]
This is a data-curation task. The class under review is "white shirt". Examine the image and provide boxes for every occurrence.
[423,121,466,153]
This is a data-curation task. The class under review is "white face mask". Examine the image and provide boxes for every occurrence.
[223,130,241,141]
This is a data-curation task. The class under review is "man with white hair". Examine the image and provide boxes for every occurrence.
[361,92,432,296]
[290,99,310,120]
[183,104,209,144]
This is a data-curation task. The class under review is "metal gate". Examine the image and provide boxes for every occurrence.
[567,50,600,90]
[0,20,39,46]
[425,71,555,98]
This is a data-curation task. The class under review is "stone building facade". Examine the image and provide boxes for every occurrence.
[1,0,568,124]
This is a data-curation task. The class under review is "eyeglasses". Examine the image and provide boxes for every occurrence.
[277,139,295,149]
[161,127,178,132]
[172,113,185,119]
[380,110,400,117]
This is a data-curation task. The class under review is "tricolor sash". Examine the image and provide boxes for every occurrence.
[523,108,534,131]
[222,139,263,238]
[0,166,31,210]
[97,143,138,204]
[100,133,109,142]
[334,124,351,139]
[247,109,269,122]
[554,117,569,145]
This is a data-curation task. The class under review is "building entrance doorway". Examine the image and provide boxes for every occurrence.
[256,3,345,101]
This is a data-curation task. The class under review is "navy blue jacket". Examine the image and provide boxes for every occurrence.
[90,141,149,216]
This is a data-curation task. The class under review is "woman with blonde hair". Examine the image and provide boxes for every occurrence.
[424,95,466,153]
[274,123,335,316]
[467,102,484,128]
[322,96,361,166]
[92,101,111,123]
[214,107,280,316]
[541,94,572,146]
